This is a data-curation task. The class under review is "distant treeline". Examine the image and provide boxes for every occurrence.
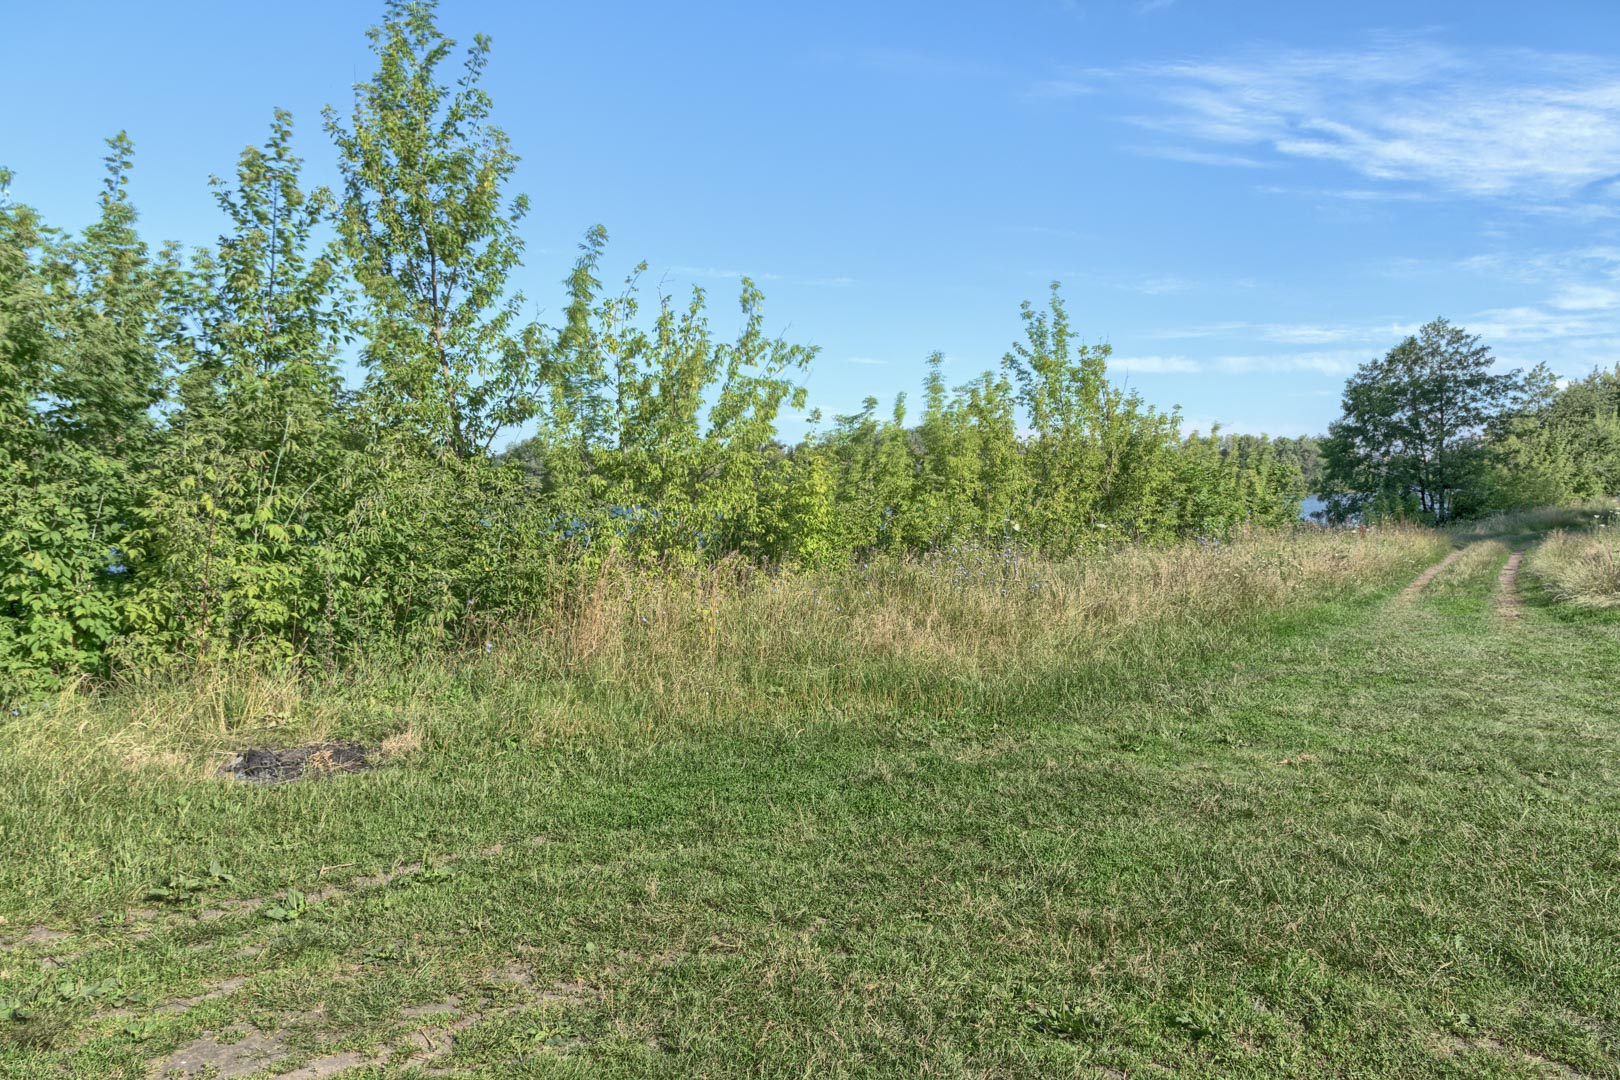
[1314,317,1620,524]
[0,1,1329,696]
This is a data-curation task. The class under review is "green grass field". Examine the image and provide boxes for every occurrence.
[2,516,1617,1078]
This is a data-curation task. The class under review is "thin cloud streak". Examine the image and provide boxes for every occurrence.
[1113,355,1203,374]
[1110,351,1372,376]
[1058,42,1620,201]
[1131,144,1272,169]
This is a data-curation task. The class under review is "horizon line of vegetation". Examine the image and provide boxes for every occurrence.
[4,0,1618,705]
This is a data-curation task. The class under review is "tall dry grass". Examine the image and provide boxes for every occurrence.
[523,525,1442,704]
[1450,502,1616,539]
[1526,523,1620,608]
[6,525,1448,769]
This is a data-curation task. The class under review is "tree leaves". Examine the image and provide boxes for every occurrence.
[1322,318,1531,522]
[324,0,535,460]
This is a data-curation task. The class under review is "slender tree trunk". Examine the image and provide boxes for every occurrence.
[428,248,466,458]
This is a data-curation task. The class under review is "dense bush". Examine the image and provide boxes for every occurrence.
[0,1,1305,700]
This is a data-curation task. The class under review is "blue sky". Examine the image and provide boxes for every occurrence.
[5,0,1619,443]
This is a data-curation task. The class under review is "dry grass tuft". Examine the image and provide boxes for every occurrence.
[117,745,198,779]
[380,727,424,758]
[1526,525,1620,608]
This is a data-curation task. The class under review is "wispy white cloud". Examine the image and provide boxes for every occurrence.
[1065,41,1620,201]
[1112,350,1372,376]
[668,264,782,282]
[1215,351,1371,375]
[1131,144,1271,168]
[1254,324,1356,346]
[1513,201,1620,222]
[846,356,888,366]
[1112,354,1204,373]
[1402,246,1620,349]
[1145,322,1248,340]
[1549,283,1620,312]
[1465,305,1612,343]
[1146,320,1403,345]
[1447,246,1620,289]
[1134,251,1620,382]
[1255,184,1432,203]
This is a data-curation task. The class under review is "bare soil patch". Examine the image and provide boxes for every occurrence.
[0,926,71,953]
[149,1026,293,1079]
[1497,549,1526,619]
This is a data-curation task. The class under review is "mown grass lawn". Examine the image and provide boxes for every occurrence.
[1,521,1616,1078]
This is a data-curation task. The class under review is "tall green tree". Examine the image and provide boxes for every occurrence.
[325,0,535,459]
[1271,435,1323,493]
[821,393,915,552]
[0,169,52,461]
[189,109,350,448]
[515,234,816,560]
[1321,318,1534,522]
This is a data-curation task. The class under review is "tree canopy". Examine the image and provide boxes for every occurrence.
[1320,318,1544,522]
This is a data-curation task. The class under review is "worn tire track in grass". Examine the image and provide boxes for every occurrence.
[1396,544,1468,604]
[1247,531,1616,1079]
[0,840,538,981]
[1497,547,1527,620]
[143,961,582,1080]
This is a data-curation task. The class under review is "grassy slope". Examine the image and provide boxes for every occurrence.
[1,525,1617,1078]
